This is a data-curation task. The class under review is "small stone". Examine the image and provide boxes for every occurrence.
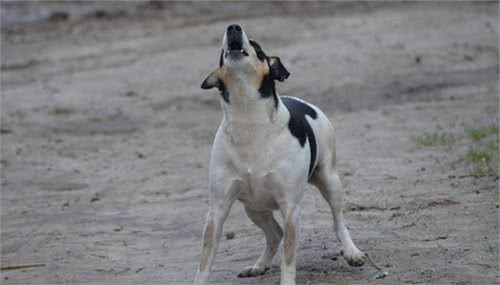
[375,271,388,279]
[48,11,69,22]
[125,91,138,97]
[449,180,459,187]
[225,231,235,240]
[0,128,12,134]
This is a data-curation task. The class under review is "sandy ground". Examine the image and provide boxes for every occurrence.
[1,2,499,284]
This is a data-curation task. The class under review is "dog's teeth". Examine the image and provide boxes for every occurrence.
[240,49,244,53]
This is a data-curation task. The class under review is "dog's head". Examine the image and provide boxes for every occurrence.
[201,24,289,104]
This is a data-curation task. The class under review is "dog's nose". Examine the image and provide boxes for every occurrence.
[227,24,242,32]
[226,24,243,51]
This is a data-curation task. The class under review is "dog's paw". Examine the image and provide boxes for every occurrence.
[237,265,269,278]
[340,247,367,267]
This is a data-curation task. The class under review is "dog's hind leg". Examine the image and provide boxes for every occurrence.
[311,168,367,267]
[238,207,283,278]
[280,204,301,285]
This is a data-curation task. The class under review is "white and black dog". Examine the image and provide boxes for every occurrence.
[194,24,367,285]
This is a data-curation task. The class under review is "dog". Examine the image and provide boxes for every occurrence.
[194,24,367,285]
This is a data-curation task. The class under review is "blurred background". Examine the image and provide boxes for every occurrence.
[1,1,498,284]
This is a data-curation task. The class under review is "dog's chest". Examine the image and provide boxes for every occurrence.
[224,129,291,210]
[235,168,281,211]
[224,114,287,163]
[227,132,309,211]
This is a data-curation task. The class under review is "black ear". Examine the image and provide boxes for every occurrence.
[269,56,290,82]
[249,39,267,61]
[201,70,220,89]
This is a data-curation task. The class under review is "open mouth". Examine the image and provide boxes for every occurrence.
[227,41,249,57]
[225,24,249,58]
[229,40,242,51]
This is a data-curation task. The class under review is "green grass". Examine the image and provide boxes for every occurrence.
[466,147,498,177]
[413,124,498,177]
[467,149,492,162]
[472,159,495,177]
[412,132,456,147]
[466,125,499,141]
[464,125,499,177]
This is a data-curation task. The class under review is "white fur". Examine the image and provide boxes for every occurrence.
[194,27,366,285]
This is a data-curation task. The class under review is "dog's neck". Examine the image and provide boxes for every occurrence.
[222,74,276,123]
[220,74,286,144]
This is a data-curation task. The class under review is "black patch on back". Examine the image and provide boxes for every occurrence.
[217,79,229,103]
[281,97,318,177]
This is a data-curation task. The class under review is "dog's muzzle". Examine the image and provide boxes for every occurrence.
[226,24,248,58]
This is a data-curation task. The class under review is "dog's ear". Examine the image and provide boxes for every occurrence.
[201,70,220,89]
[269,56,290,82]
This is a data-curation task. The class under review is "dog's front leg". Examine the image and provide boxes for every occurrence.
[194,179,240,285]
[281,206,300,285]
[194,208,230,284]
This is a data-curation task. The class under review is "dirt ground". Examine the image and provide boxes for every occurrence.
[1,2,499,284]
